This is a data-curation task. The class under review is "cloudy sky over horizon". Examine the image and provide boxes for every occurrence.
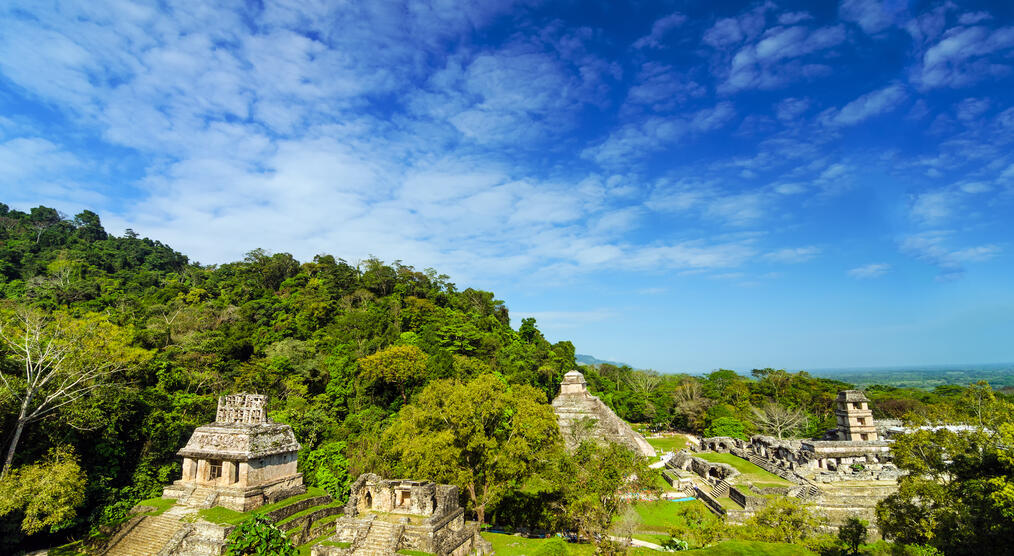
[2,0,1013,372]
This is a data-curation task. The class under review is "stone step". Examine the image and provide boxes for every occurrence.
[104,516,183,556]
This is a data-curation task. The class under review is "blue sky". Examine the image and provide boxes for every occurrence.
[1,0,1013,373]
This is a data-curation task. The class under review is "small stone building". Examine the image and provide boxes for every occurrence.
[163,393,305,511]
[835,390,878,441]
[313,473,490,556]
[552,370,656,457]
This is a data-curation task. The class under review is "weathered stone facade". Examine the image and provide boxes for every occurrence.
[163,393,305,511]
[835,390,878,441]
[313,473,491,556]
[551,370,656,457]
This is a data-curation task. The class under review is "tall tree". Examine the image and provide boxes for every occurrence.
[0,308,148,477]
[751,403,806,440]
[382,374,562,525]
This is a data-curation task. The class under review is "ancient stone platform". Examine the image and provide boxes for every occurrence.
[551,370,656,457]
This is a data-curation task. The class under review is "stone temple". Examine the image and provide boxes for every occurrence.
[835,390,878,441]
[313,473,491,556]
[551,370,656,457]
[163,393,305,511]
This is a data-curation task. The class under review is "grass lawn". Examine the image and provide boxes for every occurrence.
[628,500,712,532]
[482,533,596,556]
[276,501,344,528]
[199,487,329,525]
[136,496,177,516]
[686,540,814,555]
[646,435,688,453]
[693,453,791,487]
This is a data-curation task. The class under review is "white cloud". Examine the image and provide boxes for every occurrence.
[719,24,846,92]
[839,0,900,34]
[823,83,907,126]
[624,63,706,111]
[899,231,1000,280]
[775,97,811,121]
[848,263,890,279]
[583,102,735,166]
[917,25,1014,89]
[764,246,820,263]
[955,97,990,121]
[633,12,687,49]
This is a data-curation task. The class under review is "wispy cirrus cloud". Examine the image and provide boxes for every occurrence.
[899,231,1000,280]
[821,83,908,126]
[633,12,687,50]
[848,263,891,279]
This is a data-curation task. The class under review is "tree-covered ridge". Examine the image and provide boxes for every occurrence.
[0,204,576,549]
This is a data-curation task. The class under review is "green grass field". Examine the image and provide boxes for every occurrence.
[686,540,814,555]
[482,533,596,555]
[136,496,177,516]
[646,435,689,453]
[628,499,713,532]
[693,453,791,487]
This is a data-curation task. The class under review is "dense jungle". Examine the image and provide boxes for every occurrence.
[1,204,1012,556]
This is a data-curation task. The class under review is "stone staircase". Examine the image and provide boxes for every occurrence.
[354,518,405,555]
[710,479,731,498]
[794,484,821,500]
[103,515,184,556]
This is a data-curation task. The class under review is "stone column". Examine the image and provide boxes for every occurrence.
[238,462,250,487]
[221,461,237,486]
[182,458,197,481]
[196,459,209,484]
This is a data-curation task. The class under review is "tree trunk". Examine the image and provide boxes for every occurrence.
[465,482,486,526]
[2,419,26,479]
[2,390,33,478]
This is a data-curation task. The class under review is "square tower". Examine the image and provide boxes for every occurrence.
[835,390,878,442]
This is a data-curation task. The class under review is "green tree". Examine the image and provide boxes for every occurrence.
[743,497,826,544]
[382,373,562,525]
[303,442,351,503]
[357,344,428,403]
[704,416,747,440]
[876,402,1014,554]
[837,516,867,555]
[0,308,149,477]
[0,446,86,534]
[562,440,658,546]
[225,514,296,556]
[663,503,725,549]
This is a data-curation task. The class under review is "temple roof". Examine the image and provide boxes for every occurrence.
[562,370,586,384]
[177,422,301,461]
[836,389,871,402]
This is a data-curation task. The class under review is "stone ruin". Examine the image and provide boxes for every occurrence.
[313,473,491,556]
[834,390,878,441]
[163,393,305,511]
[682,389,902,537]
[551,370,656,457]
[696,391,898,483]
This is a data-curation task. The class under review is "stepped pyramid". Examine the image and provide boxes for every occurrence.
[552,370,656,457]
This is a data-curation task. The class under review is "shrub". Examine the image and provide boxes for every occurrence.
[533,536,569,556]
[225,514,296,556]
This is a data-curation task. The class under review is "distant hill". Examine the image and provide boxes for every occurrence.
[575,353,631,368]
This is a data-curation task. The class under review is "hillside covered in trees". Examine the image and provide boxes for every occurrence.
[1,204,1012,555]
